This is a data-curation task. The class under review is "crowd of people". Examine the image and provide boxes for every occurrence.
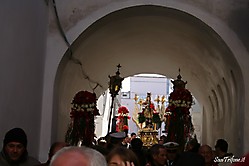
[0,127,247,166]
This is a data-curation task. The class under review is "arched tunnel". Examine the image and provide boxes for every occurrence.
[52,5,244,155]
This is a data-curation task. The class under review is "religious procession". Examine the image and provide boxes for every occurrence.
[1,68,236,166]
[58,68,234,166]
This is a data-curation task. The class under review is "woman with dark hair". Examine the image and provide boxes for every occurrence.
[106,146,140,166]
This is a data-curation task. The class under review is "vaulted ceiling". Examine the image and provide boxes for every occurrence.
[55,5,243,152]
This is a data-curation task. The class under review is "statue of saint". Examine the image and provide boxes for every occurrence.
[142,92,155,129]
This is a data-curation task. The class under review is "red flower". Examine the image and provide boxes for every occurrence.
[118,106,129,114]
[123,125,129,130]
[71,91,100,114]
[169,88,193,106]
[72,91,97,104]
[117,115,124,119]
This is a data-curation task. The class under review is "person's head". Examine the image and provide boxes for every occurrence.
[50,146,107,166]
[107,132,126,149]
[97,137,107,145]
[199,145,214,164]
[149,144,167,166]
[215,139,228,157]
[106,146,139,166]
[130,138,143,151]
[158,139,164,145]
[185,138,200,153]
[131,133,137,140]
[164,142,179,161]
[3,128,28,162]
[160,135,167,143]
[48,142,69,163]
[123,136,131,144]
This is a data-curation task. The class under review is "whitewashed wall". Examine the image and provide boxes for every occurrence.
[0,1,48,158]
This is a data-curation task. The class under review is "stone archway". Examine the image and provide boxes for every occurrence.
[39,1,249,160]
[53,5,243,155]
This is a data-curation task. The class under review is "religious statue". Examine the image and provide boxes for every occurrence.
[142,92,154,128]
[135,92,164,147]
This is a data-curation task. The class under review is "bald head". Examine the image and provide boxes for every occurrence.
[199,145,212,152]
[199,145,214,164]
[50,146,107,166]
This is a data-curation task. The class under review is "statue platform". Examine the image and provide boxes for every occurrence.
[139,128,158,147]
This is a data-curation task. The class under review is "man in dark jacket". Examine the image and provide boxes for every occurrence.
[0,127,40,166]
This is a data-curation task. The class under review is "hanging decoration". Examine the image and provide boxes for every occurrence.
[116,106,130,133]
[65,91,100,146]
[164,69,194,151]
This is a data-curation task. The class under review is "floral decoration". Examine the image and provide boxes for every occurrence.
[164,75,194,151]
[65,91,99,146]
[123,125,129,131]
[116,106,130,132]
[118,106,130,115]
[168,88,192,106]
